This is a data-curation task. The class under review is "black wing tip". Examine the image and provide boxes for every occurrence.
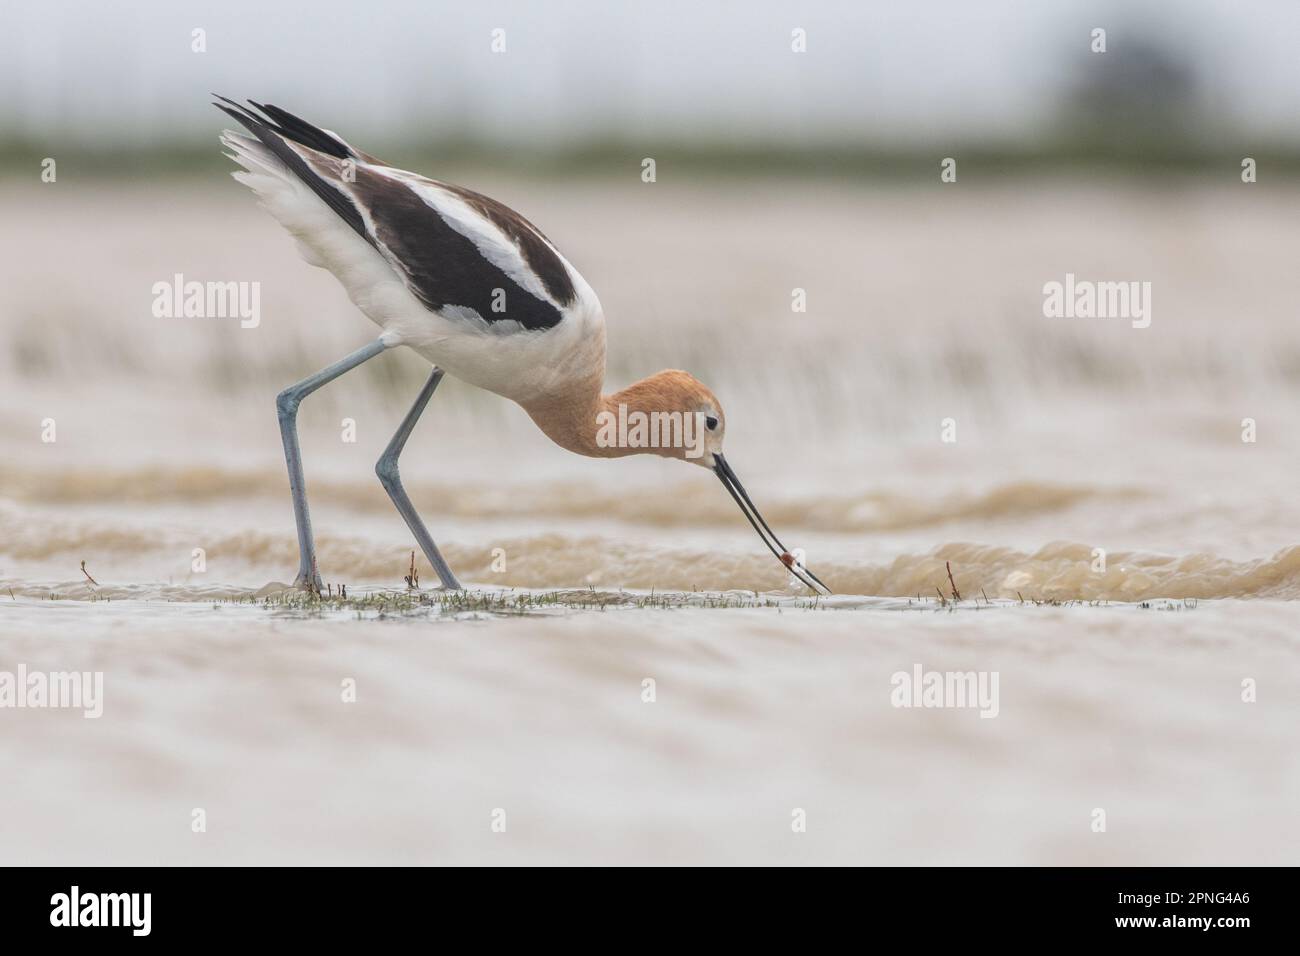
[212,95,369,244]
[211,95,352,161]
[209,96,278,131]
[212,96,267,136]
[212,94,254,117]
[213,104,255,135]
[212,96,352,160]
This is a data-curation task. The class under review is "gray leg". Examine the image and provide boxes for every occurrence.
[277,338,390,590]
[376,367,463,590]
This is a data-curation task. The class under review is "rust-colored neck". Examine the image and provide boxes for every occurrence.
[520,371,698,460]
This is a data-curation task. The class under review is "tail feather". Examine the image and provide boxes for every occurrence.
[220,130,282,176]
[246,99,353,159]
[213,96,368,242]
[213,95,352,159]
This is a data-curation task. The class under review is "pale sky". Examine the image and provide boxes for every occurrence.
[3,0,1297,147]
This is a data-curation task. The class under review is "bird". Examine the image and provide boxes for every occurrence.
[213,96,830,596]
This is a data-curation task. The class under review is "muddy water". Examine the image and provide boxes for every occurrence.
[1,178,1297,863]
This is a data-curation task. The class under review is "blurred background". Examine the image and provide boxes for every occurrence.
[2,0,1300,597]
[2,0,1300,166]
[3,0,1300,870]
[6,0,1300,162]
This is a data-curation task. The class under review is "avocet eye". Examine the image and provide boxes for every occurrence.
[705,415,719,431]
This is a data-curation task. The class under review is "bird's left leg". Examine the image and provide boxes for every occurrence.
[375,367,463,590]
[277,336,392,590]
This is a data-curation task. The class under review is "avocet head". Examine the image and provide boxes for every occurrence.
[629,370,830,595]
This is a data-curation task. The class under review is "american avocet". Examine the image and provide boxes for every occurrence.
[214,97,830,595]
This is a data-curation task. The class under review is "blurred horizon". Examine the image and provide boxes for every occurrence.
[3,0,1300,177]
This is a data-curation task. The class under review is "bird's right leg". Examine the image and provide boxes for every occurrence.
[277,337,391,591]
[375,367,463,590]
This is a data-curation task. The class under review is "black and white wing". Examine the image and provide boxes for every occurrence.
[215,97,586,332]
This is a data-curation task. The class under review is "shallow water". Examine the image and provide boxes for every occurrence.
[2,594,1296,865]
[1,178,1298,863]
